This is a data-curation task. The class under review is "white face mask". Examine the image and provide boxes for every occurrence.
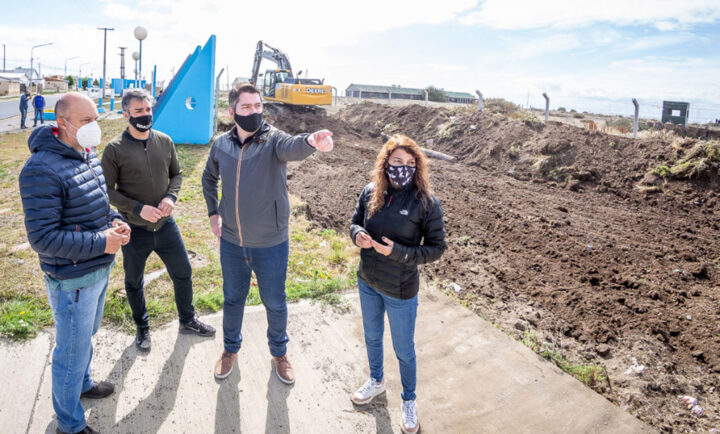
[64,119,102,149]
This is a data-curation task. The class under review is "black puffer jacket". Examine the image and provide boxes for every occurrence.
[350,182,446,299]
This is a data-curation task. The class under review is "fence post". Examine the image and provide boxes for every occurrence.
[632,98,639,139]
[214,67,225,136]
[389,89,392,105]
[332,86,337,106]
[424,90,428,107]
[543,93,550,122]
[475,90,483,112]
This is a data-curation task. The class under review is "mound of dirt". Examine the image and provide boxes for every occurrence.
[246,101,720,431]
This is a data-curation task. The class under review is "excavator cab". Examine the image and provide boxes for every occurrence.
[262,70,290,98]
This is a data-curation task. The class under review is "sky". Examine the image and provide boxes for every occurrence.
[2,0,719,122]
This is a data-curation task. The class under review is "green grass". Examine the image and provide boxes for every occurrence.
[521,331,607,389]
[651,164,672,178]
[0,120,359,339]
[0,296,54,340]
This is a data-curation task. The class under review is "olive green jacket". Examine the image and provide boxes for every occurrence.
[101,129,182,231]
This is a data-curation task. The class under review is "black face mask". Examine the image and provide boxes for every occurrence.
[234,111,263,133]
[129,114,153,132]
[387,164,416,188]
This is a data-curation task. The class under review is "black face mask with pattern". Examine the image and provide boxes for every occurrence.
[387,164,416,188]
[129,114,153,132]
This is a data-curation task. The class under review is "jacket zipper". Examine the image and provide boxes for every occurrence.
[274,201,279,231]
[85,152,112,232]
[143,142,158,221]
[234,147,244,245]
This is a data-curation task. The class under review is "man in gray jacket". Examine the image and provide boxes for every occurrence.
[202,83,333,384]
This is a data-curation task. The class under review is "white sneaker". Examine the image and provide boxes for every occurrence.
[351,378,386,405]
[401,399,419,434]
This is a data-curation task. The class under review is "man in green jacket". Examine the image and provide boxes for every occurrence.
[102,89,215,352]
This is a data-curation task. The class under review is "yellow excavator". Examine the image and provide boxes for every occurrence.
[249,40,332,109]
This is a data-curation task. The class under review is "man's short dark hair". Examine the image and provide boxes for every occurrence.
[122,89,152,112]
[54,98,68,119]
[229,83,260,111]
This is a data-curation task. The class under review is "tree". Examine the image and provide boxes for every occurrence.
[425,85,447,102]
[92,79,99,87]
[557,106,567,112]
[65,75,75,87]
[81,78,89,89]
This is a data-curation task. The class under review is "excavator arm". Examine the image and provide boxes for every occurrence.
[250,40,293,86]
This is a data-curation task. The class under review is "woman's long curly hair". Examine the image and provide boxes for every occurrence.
[367,134,432,217]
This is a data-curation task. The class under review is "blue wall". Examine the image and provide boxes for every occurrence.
[153,35,216,145]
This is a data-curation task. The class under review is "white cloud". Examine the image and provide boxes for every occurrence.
[654,21,679,31]
[460,0,720,29]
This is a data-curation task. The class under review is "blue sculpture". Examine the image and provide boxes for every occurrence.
[153,35,216,145]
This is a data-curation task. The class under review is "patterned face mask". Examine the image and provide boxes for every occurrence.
[387,164,416,187]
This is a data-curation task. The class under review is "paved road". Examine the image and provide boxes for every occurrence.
[0,94,63,119]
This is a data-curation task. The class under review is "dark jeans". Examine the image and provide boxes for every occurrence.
[20,107,28,127]
[220,238,289,356]
[34,108,44,125]
[122,217,195,328]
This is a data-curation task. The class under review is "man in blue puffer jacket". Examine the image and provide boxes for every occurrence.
[19,92,131,434]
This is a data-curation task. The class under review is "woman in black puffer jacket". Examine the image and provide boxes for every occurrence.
[349,134,446,434]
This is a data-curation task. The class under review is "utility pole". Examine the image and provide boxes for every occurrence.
[98,27,115,100]
[1,43,5,72]
[118,46,127,79]
[226,65,229,91]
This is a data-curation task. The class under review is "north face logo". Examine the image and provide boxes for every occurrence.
[400,210,409,216]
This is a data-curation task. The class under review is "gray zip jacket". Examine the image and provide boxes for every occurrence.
[202,122,315,248]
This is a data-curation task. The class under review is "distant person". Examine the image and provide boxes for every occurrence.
[19,89,30,129]
[202,82,333,384]
[19,92,131,434]
[349,134,447,434]
[32,89,45,127]
[101,89,215,352]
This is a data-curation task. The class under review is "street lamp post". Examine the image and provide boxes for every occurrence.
[132,51,139,88]
[64,56,79,78]
[134,26,147,90]
[79,62,91,89]
[1,43,5,72]
[30,42,53,82]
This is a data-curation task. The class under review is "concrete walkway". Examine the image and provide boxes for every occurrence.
[0,284,652,433]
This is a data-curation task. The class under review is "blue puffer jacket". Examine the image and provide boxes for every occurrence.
[19,125,122,280]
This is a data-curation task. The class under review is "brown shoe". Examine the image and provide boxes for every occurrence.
[214,351,237,380]
[272,355,295,385]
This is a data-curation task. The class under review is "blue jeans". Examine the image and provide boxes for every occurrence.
[46,274,109,433]
[20,107,28,127]
[358,278,418,401]
[220,239,289,356]
[34,108,44,125]
[122,218,195,328]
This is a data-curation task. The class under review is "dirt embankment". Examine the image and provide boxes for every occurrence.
[260,102,719,432]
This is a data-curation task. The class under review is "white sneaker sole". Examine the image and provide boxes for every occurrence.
[401,422,420,434]
[350,384,386,405]
[273,360,295,385]
[214,365,233,380]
